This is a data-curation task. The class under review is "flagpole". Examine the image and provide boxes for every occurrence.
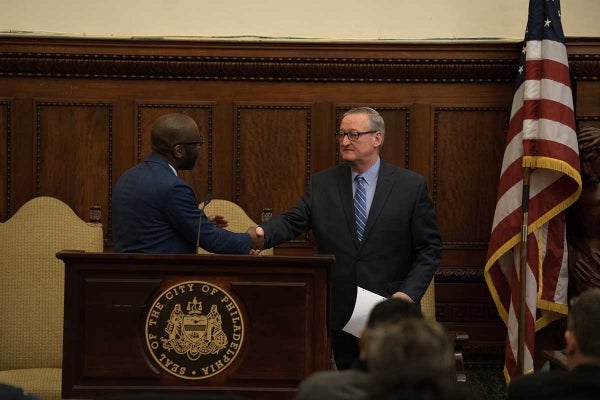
[517,166,531,376]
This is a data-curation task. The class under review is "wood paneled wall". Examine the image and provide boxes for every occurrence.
[1,36,599,367]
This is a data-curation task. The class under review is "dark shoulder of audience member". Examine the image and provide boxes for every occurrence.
[365,319,474,400]
[0,384,41,400]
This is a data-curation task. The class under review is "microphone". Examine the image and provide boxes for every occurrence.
[196,193,212,251]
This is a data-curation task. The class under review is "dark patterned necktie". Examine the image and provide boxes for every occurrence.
[354,175,367,241]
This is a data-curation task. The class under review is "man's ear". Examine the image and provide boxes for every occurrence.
[565,329,577,356]
[172,144,184,159]
[373,132,383,147]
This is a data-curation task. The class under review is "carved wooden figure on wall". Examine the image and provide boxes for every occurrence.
[567,126,600,298]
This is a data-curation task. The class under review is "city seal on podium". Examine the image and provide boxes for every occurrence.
[145,281,244,379]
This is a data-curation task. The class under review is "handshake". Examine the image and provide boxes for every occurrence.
[208,214,266,255]
[246,226,266,255]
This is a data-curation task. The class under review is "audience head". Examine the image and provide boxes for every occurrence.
[359,298,422,362]
[565,287,600,370]
[366,318,463,400]
[150,113,204,170]
[366,297,423,329]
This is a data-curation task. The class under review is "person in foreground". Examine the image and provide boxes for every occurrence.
[294,297,423,400]
[366,318,470,400]
[506,287,600,400]
[112,113,263,254]
[256,107,442,368]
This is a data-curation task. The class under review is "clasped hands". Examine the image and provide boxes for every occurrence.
[209,214,265,255]
[246,226,265,255]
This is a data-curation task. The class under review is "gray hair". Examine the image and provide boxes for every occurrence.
[368,319,455,388]
[342,107,386,141]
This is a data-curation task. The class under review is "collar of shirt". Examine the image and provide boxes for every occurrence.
[168,163,177,176]
[351,157,380,215]
[351,157,381,188]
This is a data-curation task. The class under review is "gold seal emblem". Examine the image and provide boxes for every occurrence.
[145,281,244,379]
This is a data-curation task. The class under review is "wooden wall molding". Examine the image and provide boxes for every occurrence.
[570,54,600,81]
[435,267,484,283]
[577,116,600,124]
[0,40,599,82]
[436,301,499,322]
[0,53,518,83]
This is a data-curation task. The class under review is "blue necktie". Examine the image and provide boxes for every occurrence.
[354,175,367,241]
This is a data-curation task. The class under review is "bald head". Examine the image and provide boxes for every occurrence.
[151,113,201,155]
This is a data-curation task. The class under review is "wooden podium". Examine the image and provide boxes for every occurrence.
[57,252,334,400]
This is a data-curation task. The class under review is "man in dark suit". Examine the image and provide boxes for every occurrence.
[256,107,441,369]
[506,287,600,400]
[112,113,263,254]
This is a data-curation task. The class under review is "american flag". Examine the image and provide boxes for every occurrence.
[484,0,581,381]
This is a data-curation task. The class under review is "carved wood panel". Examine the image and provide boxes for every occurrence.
[35,101,112,232]
[575,81,600,116]
[235,104,313,224]
[433,107,509,246]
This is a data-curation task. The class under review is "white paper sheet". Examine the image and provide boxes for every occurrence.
[342,286,386,337]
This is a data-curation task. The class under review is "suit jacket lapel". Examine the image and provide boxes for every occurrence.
[336,165,361,248]
[362,161,394,243]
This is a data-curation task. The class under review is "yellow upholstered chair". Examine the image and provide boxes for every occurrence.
[198,199,273,255]
[0,196,104,400]
[419,277,468,383]
[421,279,436,321]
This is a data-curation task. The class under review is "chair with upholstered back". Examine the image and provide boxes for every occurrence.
[421,279,436,321]
[0,196,104,400]
[197,199,273,256]
[419,277,468,383]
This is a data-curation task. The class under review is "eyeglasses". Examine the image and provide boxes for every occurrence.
[175,140,205,147]
[335,130,378,142]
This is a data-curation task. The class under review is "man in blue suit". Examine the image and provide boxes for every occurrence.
[112,113,263,254]
[256,107,442,369]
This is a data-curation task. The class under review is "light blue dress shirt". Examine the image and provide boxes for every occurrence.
[351,157,380,219]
